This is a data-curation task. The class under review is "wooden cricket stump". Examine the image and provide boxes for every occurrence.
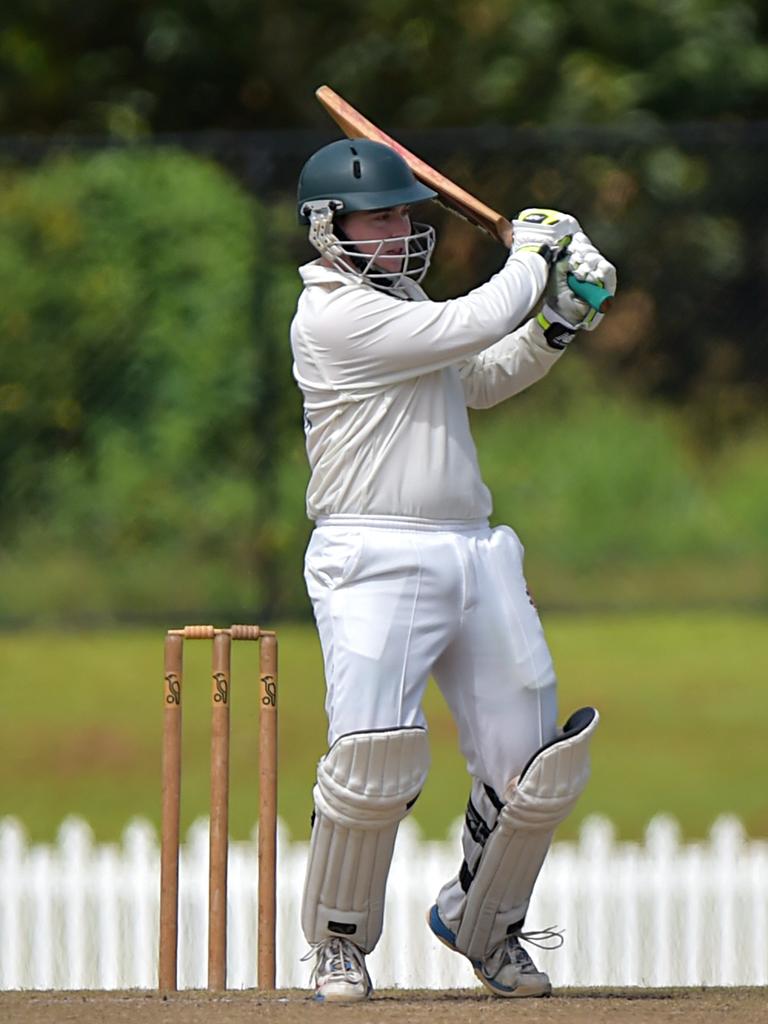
[159,624,278,992]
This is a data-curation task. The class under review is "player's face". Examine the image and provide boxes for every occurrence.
[338,205,412,272]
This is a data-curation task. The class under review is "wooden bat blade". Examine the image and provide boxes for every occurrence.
[314,86,613,312]
[315,85,511,246]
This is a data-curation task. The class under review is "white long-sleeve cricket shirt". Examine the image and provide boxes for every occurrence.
[290,249,564,522]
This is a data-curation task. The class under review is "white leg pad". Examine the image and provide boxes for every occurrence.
[301,727,430,952]
[455,707,599,960]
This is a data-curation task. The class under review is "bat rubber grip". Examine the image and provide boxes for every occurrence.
[567,273,613,313]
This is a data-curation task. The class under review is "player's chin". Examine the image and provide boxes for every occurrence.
[375,253,405,273]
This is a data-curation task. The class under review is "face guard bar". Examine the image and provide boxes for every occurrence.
[302,200,435,294]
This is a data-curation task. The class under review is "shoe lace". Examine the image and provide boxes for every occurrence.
[301,937,365,985]
[483,926,564,979]
[515,926,565,951]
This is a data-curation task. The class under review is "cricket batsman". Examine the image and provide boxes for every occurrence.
[290,138,615,1002]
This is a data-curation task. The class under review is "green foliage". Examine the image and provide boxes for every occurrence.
[0,147,286,618]
[0,148,766,625]
[3,2,768,415]
[2,1,768,131]
[473,357,768,607]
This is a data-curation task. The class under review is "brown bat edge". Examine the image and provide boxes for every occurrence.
[315,84,513,248]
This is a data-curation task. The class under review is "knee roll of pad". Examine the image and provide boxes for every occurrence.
[455,707,599,960]
[301,727,430,952]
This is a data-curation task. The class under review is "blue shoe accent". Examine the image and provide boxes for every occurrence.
[428,904,458,948]
[476,968,522,995]
[428,904,481,968]
[427,904,552,998]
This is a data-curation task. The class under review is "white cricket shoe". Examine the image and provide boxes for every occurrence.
[428,904,558,998]
[474,932,552,997]
[306,936,373,1003]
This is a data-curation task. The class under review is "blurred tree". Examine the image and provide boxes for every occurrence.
[0,144,765,623]
[2,2,765,420]
[0,1,767,623]
[0,148,283,616]
[0,1,767,133]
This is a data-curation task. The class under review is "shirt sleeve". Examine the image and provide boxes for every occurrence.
[457,317,566,409]
[303,250,548,390]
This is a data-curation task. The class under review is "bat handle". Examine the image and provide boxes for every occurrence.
[567,273,613,313]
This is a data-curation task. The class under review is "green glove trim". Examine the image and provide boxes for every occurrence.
[567,273,613,313]
[535,310,575,351]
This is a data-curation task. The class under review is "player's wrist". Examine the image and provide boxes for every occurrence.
[514,242,560,265]
[536,309,577,351]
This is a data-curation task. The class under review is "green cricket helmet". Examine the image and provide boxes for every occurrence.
[297,139,438,293]
[297,139,437,223]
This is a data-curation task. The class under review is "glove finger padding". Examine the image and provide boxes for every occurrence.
[511,208,582,263]
[541,232,617,333]
[570,231,616,285]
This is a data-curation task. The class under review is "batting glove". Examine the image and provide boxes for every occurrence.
[511,208,582,264]
[539,232,617,341]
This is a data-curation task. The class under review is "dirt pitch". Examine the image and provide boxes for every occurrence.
[2,988,765,1024]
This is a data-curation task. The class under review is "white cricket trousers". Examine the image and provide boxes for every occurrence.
[304,516,558,795]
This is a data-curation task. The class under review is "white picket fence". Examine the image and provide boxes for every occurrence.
[0,814,766,990]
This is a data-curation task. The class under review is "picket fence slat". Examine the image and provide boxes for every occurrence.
[0,814,766,990]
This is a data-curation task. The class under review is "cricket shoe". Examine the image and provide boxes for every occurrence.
[428,904,560,998]
[305,936,373,1003]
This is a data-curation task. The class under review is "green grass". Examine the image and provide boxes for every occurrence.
[1,613,766,843]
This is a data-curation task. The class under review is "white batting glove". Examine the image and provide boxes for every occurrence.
[511,208,581,264]
[539,232,617,339]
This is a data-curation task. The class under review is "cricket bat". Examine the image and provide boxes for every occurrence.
[315,84,612,313]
